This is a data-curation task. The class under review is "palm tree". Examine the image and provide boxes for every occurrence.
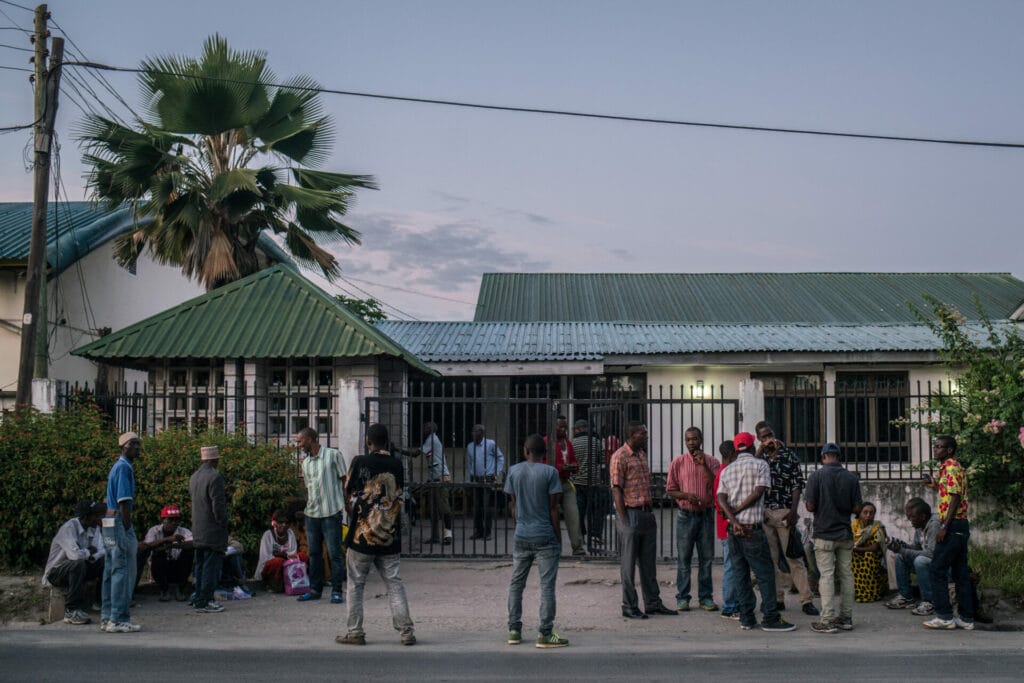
[80,35,376,289]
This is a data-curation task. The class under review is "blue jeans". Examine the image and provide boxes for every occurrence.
[720,538,738,614]
[101,518,137,624]
[507,537,560,636]
[894,553,934,603]
[306,512,346,595]
[674,508,715,604]
[193,547,224,606]
[930,518,973,620]
[727,527,780,627]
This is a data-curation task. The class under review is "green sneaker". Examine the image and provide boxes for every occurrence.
[536,632,569,648]
[507,629,522,645]
[676,599,691,611]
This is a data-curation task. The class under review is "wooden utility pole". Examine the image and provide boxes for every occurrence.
[15,4,64,406]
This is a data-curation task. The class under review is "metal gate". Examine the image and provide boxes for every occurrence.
[364,383,739,560]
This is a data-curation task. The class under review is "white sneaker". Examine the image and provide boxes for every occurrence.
[954,617,975,630]
[922,617,956,630]
[911,601,934,616]
[105,621,142,633]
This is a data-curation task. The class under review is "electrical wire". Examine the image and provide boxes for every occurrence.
[61,60,1024,150]
[0,63,31,71]
[0,1,33,12]
[0,40,31,51]
[50,19,141,123]
[337,275,419,321]
[340,274,476,306]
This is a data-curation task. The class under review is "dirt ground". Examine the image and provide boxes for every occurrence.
[0,573,49,625]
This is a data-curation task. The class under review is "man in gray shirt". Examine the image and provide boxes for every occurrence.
[189,446,228,613]
[886,497,942,615]
[804,442,862,634]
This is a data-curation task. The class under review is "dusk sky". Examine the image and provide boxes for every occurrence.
[1,1,1022,320]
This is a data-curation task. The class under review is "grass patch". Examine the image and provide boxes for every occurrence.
[971,545,1024,599]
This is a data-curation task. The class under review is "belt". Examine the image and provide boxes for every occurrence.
[626,505,652,512]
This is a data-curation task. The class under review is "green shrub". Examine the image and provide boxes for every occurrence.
[970,544,1024,599]
[0,406,303,570]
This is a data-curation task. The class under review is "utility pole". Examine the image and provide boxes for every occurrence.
[15,4,64,406]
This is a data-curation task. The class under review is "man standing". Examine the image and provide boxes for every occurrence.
[610,421,677,619]
[804,442,863,634]
[922,435,975,630]
[189,446,228,613]
[755,421,819,616]
[337,423,415,646]
[666,426,721,612]
[571,419,606,547]
[44,500,105,625]
[296,427,348,603]
[717,432,795,632]
[545,416,582,555]
[886,497,942,616]
[138,504,194,602]
[466,424,505,541]
[408,422,453,545]
[101,432,142,633]
[505,434,569,648]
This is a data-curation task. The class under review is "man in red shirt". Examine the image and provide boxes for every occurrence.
[666,427,721,611]
[544,416,583,555]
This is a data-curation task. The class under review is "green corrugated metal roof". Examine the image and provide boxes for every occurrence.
[474,273,1024,323]
[73,265,437,375]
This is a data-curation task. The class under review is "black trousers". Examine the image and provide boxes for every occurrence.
[47,558,103,610]
[147,548,194,591]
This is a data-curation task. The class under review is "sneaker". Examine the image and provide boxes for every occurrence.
[676,600,691,611]
[801,603,820,616]
[99,618,109,632]
[954,617,975,631]
[887,595,916,609]
[232,586,253,600]
[720,611,740,620]
[330,592,345,604]
[835,616,854,631]
[699,600,719,612]
[401,632,417,646]
[507,629,522,645]
[335,633,366,646]
[158,590,171,602]
[761,619,797,632]
[536,632,569,648]
[739,622,755,630]
[63,609,90,625]
[297,592,321,602]
[105,621,142,633]
[810,620,838,634]
[171,585,185,602]
[571,548,586,556]
[923,617,956,630]
[911,601,935,616]
[90,602,101,612]
[196,601,225,613]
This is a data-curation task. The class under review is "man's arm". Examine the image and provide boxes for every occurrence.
[612,486,626,519]
[495,443,505,478]
[118,500,132,530]
[508,494,517,525]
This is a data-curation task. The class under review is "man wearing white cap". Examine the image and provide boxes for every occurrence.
[189,445,228,613]
[101,432,142,633]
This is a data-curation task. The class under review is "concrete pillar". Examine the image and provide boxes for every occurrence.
[243,360,267,442]
[31,378,63,413]
[338,379,365,463]
[738,378,764,434]
[823,366,837,442]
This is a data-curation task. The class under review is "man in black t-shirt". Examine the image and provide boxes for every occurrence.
[336,423,415,647]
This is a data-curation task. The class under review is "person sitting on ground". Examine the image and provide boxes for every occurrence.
[851,502,888,602]
[218,537,253,599]
[886,497,942,616]
[43,500,106,625]
[138,504,194,602]
[256,510,309,592]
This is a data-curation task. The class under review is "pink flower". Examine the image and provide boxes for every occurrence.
[983,419,1007,434]
[1019,426,1024,449]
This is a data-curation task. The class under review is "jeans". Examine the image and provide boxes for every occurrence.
[192,546,223,606]
[674,508,715,604]
[220,554,246,588]
[727,527,780,627]
[47,558,103,611]
[720,539,738,614]
[306,512,346,595]
[561,483,583,553]
[344,549,414,639]
[101,519,137,624]
[814,537,854,622]
[763,508,813,604]
[894,554,934,603]
[617,509,664,611]
[507,537,560,635]
[931,518,973,621]
[576,485,609,542]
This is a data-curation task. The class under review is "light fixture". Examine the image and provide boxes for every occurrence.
[694,380,705,399]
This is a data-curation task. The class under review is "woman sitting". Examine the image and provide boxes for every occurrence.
[255,510,308,593]
[851,502,889,602]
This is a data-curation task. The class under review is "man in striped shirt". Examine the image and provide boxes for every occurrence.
[297,427,349,604]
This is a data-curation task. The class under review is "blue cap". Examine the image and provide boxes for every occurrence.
[820,442,841,456]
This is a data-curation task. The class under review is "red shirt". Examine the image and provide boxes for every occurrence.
[543,436,578,480]
[610,443,652,508]
[665,451,721,511]
[713,467,729,540]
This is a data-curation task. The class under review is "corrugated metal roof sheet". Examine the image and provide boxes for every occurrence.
[74,265,436,375]
[474,273,1024,323]
[374,321,1018,362]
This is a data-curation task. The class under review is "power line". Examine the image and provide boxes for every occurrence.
[0,7,28,32]
[0,40,31,51]
[60,60,1024,150]
[0,63,31,71]
[341,274,476,306]
[50,18,141,123]
[0,0,33,12]
[336,275,419,321]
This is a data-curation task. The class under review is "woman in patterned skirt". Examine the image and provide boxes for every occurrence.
[851,502,889,602]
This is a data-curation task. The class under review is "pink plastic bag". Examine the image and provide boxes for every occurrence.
[283,558,311,595]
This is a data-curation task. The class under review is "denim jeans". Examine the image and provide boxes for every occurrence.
[344,549,414,639]
[193,547,224,606]
[507,537,560,635]
[931,518,973,621]
[720,538,738,614]
[814,537,854,622]
[894,553,934,603]
[674,508,715,604]
[727,527,780,627]
[101,518,137,624]
[306,511,346,595]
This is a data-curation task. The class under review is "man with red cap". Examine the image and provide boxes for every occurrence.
[138,504,194,602]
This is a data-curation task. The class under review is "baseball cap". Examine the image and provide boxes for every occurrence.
[820,442,841,456]
[160,504,182,518]
[733,432,756,450]
[118,431,140,447]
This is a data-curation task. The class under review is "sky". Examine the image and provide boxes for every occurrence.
[1,1,1022,320]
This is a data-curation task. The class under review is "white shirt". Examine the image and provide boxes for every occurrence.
[143,524,194,561]
[43,518,103,586]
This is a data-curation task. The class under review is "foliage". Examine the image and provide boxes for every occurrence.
[970,544,1024,600]
[906,299,1024,527]
[335,295,387,323]
[0,406,303,570]
[79,34,377,290]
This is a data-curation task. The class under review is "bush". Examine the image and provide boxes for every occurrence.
[0,406,303,570]
[970,544,1024,599]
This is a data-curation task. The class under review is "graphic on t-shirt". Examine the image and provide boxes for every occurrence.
[352,472,400,548]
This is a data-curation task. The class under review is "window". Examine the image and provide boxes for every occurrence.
[836,372,909,464]
[754,373,824,464]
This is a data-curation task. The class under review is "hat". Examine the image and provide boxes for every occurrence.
[160,504,182,518]
[733,432,756,450]
[76,500,106,518]
[200,445,220,461]
[118,431,140,447]
[820,442,841,456]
